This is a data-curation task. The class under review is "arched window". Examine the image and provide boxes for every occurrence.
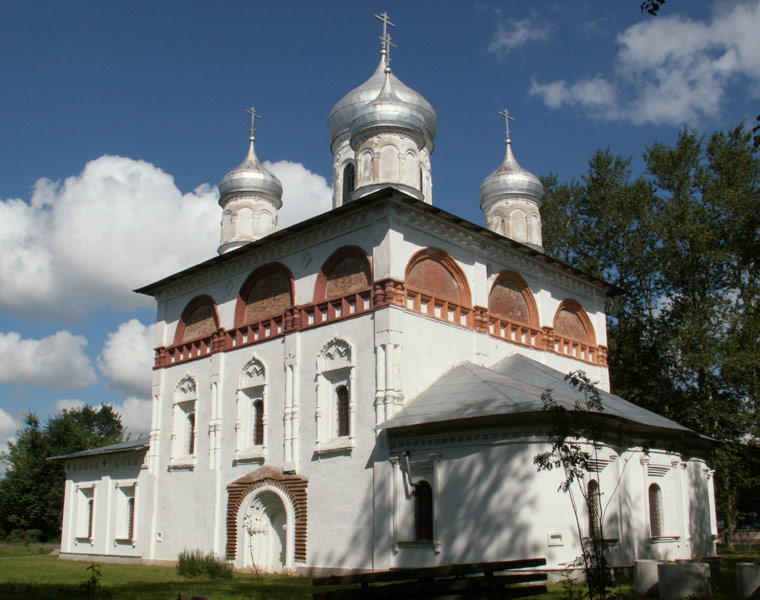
[186,412,196,455]
[314,247,372,302]
[342,163,355,204]
[488,271,539,329]
[174,296,219,345]
[235,264,294,328]
[87,498,94,539]
[649,484,662,538]
[553,300,596,346]
[253,399,264,446]
[336,386,349,437]
[405,248,471,305]
[127,497,135,541]
[414,481,434,541]
[588,479,601,541]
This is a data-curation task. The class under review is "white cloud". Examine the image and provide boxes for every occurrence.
[0,331,97,389]
[111,397,151,437]
[530,1,760,125]
[265,159,332,229]
[0,156,331,320]
[55,398,85,412]
[0,408,21,457]
[98,319,155,398]
[488,17,550,59]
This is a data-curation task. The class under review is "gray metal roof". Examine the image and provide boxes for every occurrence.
[48,438,149,461]
[382,354,692,435]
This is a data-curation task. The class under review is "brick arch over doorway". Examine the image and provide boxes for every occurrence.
[225,466,308,562]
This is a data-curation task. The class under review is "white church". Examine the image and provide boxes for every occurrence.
[56,16,718,575]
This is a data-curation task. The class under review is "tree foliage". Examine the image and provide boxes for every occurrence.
[541,125,760,544]
[0,405,124,540]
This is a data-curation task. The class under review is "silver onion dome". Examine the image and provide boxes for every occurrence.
[349,71,428,148]
[328,58,438,149]
[479,140,543,211]
[219,137,283,209]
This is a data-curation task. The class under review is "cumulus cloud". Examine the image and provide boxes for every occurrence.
[0,331,97,389]
[111,397,152,437]
[98,319,155,398]
[55,398,85,412]
[0,408,21,455]
[488,17,550,59]
[265,160,332,229]
[530,1,760,125]
[0,156,332,320]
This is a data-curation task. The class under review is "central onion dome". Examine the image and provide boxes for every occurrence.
[480,111,544,249]
[328,58,437,152]
[217,110,283,254]
[349,71,427,149]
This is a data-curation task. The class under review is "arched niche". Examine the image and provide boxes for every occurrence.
[553,299,596,347]
[342,161,355,204]
[173,295,220,345]
[488,271,539,329]
[235,263,295,328]
[405,248,472,307]
[313,246,372,303]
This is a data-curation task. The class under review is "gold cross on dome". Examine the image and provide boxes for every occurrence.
[499,108,515,141]
[245,106,261,139]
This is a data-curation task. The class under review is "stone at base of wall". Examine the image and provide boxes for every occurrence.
[60,552,142,564]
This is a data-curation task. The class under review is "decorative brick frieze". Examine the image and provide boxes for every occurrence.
[225,466,308,563]
[472,306,489,333]
[373,278,405,307]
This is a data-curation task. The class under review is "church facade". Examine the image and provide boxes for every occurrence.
[56,20,717,574]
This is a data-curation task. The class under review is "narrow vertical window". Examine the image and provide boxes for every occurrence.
[588,479,601,541]
[342,163,355,204]
[87,498,94,539]
[253,399,264,446]
[127,497,135,541]
[186,412,195,455]
[336,385,349,437]
[414,481,433,541]
[649,483,662,538]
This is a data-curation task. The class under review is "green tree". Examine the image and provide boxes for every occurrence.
[541,125,760,546]
[0,405,123,540]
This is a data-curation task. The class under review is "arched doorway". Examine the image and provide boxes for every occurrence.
[241,490,288,572]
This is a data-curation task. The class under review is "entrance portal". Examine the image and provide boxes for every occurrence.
[241,490,287,572]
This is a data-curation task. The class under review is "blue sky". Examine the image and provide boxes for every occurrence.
[1,1,759,457]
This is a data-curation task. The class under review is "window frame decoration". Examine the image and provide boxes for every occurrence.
[170,375,198,469]
[392,452,441,553]
[314,338,355,454]
[75,485,96,541]
[649,483,663,539]
[235,357,268,463]
[114,483,137,544]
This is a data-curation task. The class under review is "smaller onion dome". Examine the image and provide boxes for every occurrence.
[349,71,427,149]
[479,139,543,211]
[219,138,283,208]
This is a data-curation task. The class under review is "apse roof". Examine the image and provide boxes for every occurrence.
[48,438,149,461]
[381,353,696,437]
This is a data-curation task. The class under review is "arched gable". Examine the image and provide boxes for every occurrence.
[174,295,220,345]
[405,248,472,307]
[488,270,539,329]
[553,299,596,347]
[235,263,295,328]
[313,246,373,302]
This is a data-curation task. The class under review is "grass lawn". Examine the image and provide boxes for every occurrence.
[0,555,312,600]
[0,550,757,599]
[0,543,58,557]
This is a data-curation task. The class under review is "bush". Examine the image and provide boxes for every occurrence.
[177,549,233,579]
[25,529,44,543]
[0,527,5,540]
[6,529,26,543]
